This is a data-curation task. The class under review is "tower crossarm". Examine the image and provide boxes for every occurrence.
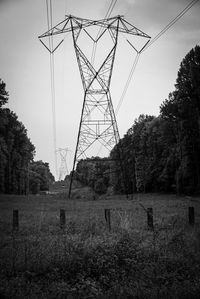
[38,15,150,40]
[117,18,150,38]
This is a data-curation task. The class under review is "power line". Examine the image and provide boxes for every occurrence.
[45,0,50,30]
[116,0,199,115]
[46,0,58,178]
[91,0,118,64]
[105,0,117,18]
[142,0,200,52]
[64,0,68,16]
[116,53,140,115]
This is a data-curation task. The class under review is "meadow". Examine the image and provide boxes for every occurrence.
[0,191,200,298]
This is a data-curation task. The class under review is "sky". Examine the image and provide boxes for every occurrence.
[0,0,200,179]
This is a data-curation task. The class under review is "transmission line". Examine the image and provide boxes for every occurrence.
[116,0,199,114]
[141,0,199,52]
[105,0,117,18]
[64,0,68,15]
[91,0,118,64]
[116,53,140,115]
[46,0,58,178]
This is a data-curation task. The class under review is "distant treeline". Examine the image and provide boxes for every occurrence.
[0,79,54,194]
[75,45,200,195]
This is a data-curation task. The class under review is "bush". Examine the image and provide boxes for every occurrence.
[94,178,107,195]
[0,222,200,298]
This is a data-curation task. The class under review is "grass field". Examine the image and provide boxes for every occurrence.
[0,192,200,298]
[1,192,199,232]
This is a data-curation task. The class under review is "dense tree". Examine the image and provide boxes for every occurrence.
[74,157,111,194]
[0,79,9,108]
[0,78,55,195]
[0,79,35,194]
[160,45,200,194]
[29,161,55,194]
[0,106,35,194]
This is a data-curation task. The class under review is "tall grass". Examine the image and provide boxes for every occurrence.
[0,211,200,299]
[0,193,199,298]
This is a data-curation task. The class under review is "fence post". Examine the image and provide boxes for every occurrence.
[147,208,153,229]
[60,209,66,229]
[105,209,111,231]
[13,210,19,231]
[188,207,195,225]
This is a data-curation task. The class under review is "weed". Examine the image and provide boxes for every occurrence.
[0,193,200,298]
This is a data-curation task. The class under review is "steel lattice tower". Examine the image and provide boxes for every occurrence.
[56,148,70,181]
[39,15,150,198]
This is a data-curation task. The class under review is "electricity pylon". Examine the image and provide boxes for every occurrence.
[56,148,70,181]
[39,15,150,198]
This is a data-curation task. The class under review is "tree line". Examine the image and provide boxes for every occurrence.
[0,79,54,194]
[75,45,200,195]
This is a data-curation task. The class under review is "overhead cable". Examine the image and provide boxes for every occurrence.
[116,53,140,115]
[116,0,199,115]
[91,0,118,64]
[46,0,58,177]
[142,0,200,52]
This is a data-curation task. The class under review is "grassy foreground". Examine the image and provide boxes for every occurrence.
[0,193,200,298]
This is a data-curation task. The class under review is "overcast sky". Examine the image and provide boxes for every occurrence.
[0,0,200,179]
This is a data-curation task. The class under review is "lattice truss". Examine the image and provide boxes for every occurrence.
[39,15,150,194]
[56,148,70,181]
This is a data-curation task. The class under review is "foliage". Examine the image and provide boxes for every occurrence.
[29,160,55,194]
[0,78,54,194]
[160,45,200,194]
[74,157,111,194]
[0,79,9,108]
[110,45,200,195]
[0,220,200,298]
[0,193,199,298]
[0,107,35,194]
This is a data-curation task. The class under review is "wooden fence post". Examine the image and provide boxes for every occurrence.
[13,210,19,231]
[147,208,154,229]
[105,209,111,231]
[188,207,195,225]
[60,209,66,229]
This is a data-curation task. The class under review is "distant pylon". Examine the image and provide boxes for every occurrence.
[39,15,150,197]
[57,148,70,181]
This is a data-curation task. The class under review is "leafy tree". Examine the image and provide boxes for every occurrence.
[110,115,155,194]
[29,161,55,194]
[0,79,8,108]
[0,78,36,194]
[75,157,111,194]
[94,178,107,194]
[0,108,36,194]
[160,45,200,194]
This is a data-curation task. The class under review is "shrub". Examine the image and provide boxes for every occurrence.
[1,220,200,298]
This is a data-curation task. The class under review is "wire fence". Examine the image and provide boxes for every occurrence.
[10,205,197,233]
